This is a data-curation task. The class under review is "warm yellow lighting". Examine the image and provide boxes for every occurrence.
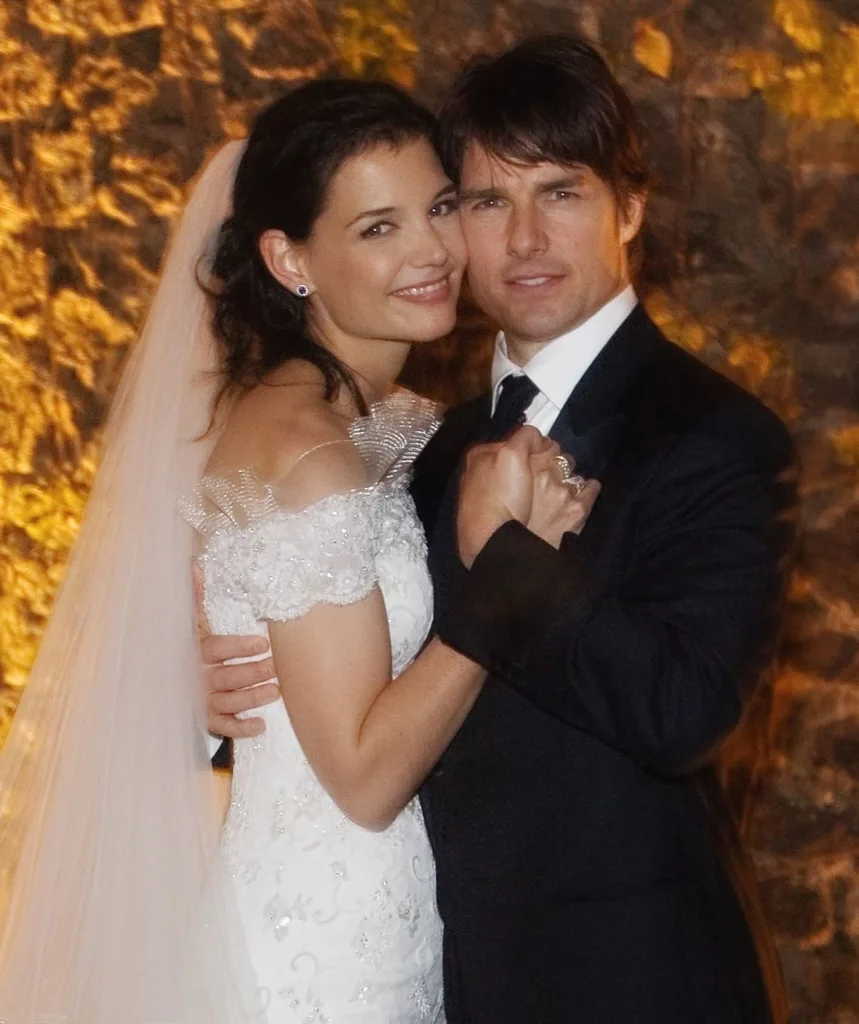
[633,20,673,80]
[732,0,859,123]
[62,56,159,134]
[0,0,422,746]
[830,425,859,467]
[335,0,418,88]
[27,0,164,40]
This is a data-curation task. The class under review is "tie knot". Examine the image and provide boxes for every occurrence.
[490,374,539,439]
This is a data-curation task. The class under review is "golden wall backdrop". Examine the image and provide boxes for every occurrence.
[0,0,857,1019]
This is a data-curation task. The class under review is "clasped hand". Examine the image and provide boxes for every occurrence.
[199,427,601,740]
[456,425,601,569]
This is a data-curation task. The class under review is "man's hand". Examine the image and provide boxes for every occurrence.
[201,633,280,739]
[457,426,559,569]
[194,562,280,739]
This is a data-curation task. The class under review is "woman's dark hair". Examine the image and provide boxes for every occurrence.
[437,34,649,208]
[208,78,438,417]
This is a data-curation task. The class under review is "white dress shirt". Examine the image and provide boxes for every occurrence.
[490,285,638,434]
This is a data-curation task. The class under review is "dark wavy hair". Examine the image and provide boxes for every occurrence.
[207,78,438,418]
[437,34,649,209]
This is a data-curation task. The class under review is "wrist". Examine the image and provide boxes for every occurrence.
[459,514,514,570]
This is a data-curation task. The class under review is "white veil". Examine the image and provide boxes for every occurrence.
[0,141,266,1023]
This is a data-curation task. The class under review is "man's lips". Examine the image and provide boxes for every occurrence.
[504,271,565,291]
[391,275,453,303]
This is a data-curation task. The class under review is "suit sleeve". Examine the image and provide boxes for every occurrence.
[436,433,797,776]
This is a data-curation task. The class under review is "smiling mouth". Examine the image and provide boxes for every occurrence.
[506,273,564,289]
[392,275,452,301]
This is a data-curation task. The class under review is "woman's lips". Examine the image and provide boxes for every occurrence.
[392,275,452,304]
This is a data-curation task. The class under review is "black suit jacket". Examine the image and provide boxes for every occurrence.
[413,306,796,1024]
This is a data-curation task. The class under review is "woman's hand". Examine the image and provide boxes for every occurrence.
[456,426,559,568]
[526,451,601,548]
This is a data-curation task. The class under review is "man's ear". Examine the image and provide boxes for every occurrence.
[258,229,313,297]
[618,189,647,246]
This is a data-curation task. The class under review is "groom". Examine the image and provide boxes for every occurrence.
[204,35,797,1023]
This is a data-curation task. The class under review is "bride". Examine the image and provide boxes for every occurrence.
[0,78,578,1023]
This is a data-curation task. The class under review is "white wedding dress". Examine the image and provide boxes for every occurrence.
[180,391,445,1023]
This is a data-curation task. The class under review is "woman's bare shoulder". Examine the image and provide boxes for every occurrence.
[205,383,367,496]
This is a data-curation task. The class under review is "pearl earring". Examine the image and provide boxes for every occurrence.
[296,284,310,298]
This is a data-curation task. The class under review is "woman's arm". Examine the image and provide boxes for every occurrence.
[200,426,584,827]
[269,596,483,831]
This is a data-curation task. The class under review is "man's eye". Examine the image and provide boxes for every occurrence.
[473,198,501,210]
[551,190,578,201]
[361,221,395,239]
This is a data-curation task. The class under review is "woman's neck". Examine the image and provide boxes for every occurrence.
[310,323,412,410]
[261,341,410,420]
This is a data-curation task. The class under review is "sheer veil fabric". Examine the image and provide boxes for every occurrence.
[0,141,267,1023]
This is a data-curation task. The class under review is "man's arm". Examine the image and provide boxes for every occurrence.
[438,433,798,777]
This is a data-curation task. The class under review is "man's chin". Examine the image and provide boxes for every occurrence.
[497,311,573,347]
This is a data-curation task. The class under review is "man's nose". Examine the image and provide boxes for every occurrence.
[506,204,548,259]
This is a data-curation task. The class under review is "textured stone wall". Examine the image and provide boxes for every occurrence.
[0,0,856,1019]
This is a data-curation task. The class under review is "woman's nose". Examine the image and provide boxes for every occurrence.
[412,223,450,267]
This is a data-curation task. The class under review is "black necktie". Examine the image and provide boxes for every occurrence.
[488,374,539,440]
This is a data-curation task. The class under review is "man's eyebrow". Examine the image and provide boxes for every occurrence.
[458,187,505,203]
[535,175,587,195]
[433,183,458,201]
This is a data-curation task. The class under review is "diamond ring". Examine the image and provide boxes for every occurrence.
[552,455,586,496]
[565,473,587,497]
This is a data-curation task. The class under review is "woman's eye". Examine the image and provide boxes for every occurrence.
[430,198,460,217]
[360,221,395,239]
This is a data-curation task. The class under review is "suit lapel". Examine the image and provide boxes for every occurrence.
[549,305,665,478]
[423,305,667,613]
[549,410,626,481]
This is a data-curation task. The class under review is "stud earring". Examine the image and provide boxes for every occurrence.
[296,284,310,298]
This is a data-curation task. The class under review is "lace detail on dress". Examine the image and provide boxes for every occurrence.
[347,389,441,484]
[180,468,290,535]
[178,390,441,629]
[179,390,445,1022]
[184,487,384,624]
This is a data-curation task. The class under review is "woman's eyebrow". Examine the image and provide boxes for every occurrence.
[347,206,397,227]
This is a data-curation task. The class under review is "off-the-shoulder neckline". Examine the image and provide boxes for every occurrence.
[181,388,440,535]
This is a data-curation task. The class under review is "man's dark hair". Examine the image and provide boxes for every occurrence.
[437,34,649,207]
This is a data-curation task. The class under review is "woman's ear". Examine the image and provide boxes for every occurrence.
[258,229,314,297]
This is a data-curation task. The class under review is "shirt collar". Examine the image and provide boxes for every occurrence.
[491,285,638,413]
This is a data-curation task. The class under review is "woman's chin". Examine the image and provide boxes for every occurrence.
[401,309,459,344]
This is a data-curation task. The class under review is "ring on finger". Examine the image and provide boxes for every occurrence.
[551,454,574,481]
[564,473,587,497]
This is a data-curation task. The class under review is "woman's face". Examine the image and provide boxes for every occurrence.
[274,137,466,348]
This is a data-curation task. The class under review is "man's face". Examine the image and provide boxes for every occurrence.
[458,143,645,354]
